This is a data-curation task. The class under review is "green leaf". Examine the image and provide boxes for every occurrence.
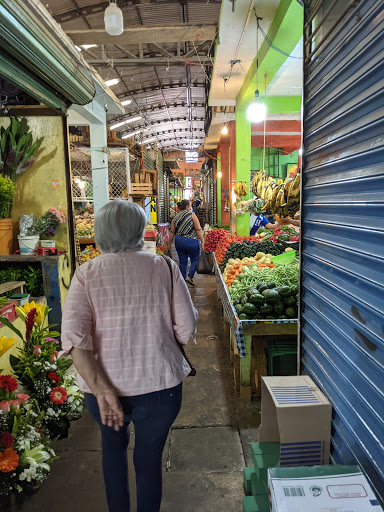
[11,117,19,136]
[9,354,20,371]
[47,331,60,338]
[0,316,24,340]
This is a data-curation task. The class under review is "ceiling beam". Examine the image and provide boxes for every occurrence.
[85,56,213,66]
[53,0,221,24]
[66,23,217,46]
[116,83,205,98]
[236,0,303,108]
[119,117,205,135]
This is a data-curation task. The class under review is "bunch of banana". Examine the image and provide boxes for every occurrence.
[235,181,248,197]
[251,169,300,215]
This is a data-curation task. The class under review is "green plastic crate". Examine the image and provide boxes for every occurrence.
[251,442,280,469]
[242,495,260,512]
[267,341,297,376]
[243,466,255,494]
[251,469,268,495]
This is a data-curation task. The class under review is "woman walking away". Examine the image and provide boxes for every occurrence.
[167,199,204,287]
[61,200,198,512]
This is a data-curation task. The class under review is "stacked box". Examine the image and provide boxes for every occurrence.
[242,442,281,511]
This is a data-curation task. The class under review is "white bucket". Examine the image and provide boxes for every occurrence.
[18,235,40,254]
[41,240,56,248]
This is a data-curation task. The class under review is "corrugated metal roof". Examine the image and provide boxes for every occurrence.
[44,0,218,148]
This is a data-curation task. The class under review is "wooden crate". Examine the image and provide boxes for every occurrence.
[130,183,153,196]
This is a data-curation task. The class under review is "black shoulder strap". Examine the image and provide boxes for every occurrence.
[161,254,196,376]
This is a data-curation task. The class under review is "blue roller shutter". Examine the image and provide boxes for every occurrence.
[301,0,384,503]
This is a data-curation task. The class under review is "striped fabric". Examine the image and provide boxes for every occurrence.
[173,210,197,239]
[61,249,198,396]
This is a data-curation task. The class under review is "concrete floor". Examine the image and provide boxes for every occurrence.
[22,274,261,512]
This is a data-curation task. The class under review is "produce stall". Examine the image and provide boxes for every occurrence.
[212,231,299,402]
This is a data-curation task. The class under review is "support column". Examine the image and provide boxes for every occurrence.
[220,135,230,227]
[229,121,236,233]
[89,119,109,213]
[217,153,222,226]
[235,108,251,236]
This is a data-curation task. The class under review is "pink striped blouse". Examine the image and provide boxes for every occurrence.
[61,249,198,396]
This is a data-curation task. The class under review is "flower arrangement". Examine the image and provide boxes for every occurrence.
[26,208,66,239]
[0,373,55,500]
[0,302,83,440]
[0,336,55,503]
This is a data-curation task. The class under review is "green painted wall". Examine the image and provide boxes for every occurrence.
[235,109,251,236]
[251,147,299,179]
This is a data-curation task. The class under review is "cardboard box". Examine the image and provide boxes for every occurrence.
[259,376,332,466]
[268,465,383,512]
[143,241,156,254]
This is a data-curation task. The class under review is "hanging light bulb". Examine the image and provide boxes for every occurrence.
[104,1,124,36]
[221,124,228,135]
[217,171,223,178]
[247,90,266,122]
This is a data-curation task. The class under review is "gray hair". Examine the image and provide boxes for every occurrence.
[94,200,147,252]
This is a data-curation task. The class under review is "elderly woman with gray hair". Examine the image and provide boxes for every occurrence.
[61,200,198,512]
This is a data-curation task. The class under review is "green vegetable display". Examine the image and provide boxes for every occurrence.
[229,264,299,300]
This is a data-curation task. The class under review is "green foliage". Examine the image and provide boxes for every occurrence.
[0,174,16,219]
[0,117,43,181]
[0,264,44,297]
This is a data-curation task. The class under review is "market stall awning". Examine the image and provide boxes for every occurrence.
[0,0,95,113]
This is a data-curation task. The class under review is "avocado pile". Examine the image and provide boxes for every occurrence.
[233,282,299,320]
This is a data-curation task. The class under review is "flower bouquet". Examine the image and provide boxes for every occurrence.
[0,302,83,440]
[0,370,55,509]
[37,208,66,239]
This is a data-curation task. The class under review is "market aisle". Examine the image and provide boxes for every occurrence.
[22,274,260,512]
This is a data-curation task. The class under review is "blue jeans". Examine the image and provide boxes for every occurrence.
[175,235,201,279]
[85,383,182,512]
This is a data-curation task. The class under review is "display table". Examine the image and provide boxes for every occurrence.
[0,254,71,330]
[213,255,298,402]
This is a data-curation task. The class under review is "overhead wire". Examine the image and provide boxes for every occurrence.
[253,8,303,60]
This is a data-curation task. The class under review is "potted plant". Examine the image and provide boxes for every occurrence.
[0,176,16,255]
[38,208,66,248]
[17,216,40,255]
[0,117,42,255]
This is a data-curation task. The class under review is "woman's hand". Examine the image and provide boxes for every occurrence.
[96,390,124,431]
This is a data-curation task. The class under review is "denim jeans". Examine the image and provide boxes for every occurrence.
[174,235,201,279]
[85,383,182,512]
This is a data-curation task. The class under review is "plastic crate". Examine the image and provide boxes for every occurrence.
[267,341,297,376]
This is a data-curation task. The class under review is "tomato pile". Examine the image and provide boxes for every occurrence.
[204,229,230,252]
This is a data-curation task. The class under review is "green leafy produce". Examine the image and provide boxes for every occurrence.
[0,264,44,297]
[229,264,299,301]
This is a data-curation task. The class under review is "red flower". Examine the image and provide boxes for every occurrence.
[0,401,10,413]
[0,375,18,392]
[33,345,41,355]
[47,372,60,384]
[10,400,20,411]
[26,309,37,341]
[16,394,29,404]
[0,433,14,448]
[37,427,43,435]
[50,350,58,362]
[49,387,67,405]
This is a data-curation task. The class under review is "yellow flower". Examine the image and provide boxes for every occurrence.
[0,336,15,357]
[16,301,49,326]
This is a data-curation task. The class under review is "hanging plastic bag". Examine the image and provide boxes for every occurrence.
[197,251,212,274]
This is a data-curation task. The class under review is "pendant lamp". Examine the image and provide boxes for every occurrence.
[104,1,124,36]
